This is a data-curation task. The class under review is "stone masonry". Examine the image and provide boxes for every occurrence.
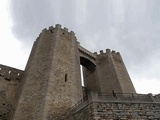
[67,101,160,120]
[66,92,160,120]
[0,64,24,120]
[0,24,159,120]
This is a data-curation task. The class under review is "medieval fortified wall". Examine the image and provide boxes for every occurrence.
[0,24,160,120]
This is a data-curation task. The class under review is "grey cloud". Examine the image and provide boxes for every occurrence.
[10,0,57,45]
[9,0,160,82]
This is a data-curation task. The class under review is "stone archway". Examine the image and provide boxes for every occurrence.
[80,57,96,71]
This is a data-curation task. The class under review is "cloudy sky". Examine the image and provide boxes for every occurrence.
[0,0,160,94]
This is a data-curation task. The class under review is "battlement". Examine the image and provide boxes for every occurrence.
[36,24,76,41]
[1,24,159,120]
[94,49,120,56]
[0,64,24,81]
[153,94,160,102]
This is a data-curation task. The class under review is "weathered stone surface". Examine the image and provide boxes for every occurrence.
[12,25,83,120]
[0,65,24,119]
[67,100,160,120]
[0,24,159,120]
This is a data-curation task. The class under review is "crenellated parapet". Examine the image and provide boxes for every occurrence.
[35,24,77,41]
[153,94,160,102]
[96,49,123,64]
[94,49,122,64]
[0,64,24,81]
[95,49,120,56]
[0,24,157,120]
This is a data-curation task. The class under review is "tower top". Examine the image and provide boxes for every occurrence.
[36,24,77,42]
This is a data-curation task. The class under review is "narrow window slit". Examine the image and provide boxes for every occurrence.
[65,74,67,82]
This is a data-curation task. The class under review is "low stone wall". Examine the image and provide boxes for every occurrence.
[67,103,94,120]
[67,102,160,120]
[66,92,160,120]
[93,102,160,120]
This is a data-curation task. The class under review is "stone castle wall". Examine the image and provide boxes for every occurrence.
[69,102,160,120]
[66,92,160,120]
[12,25,83,120]
[0,24,159,120]
[83,49,136,94]
[0,64,24,120]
